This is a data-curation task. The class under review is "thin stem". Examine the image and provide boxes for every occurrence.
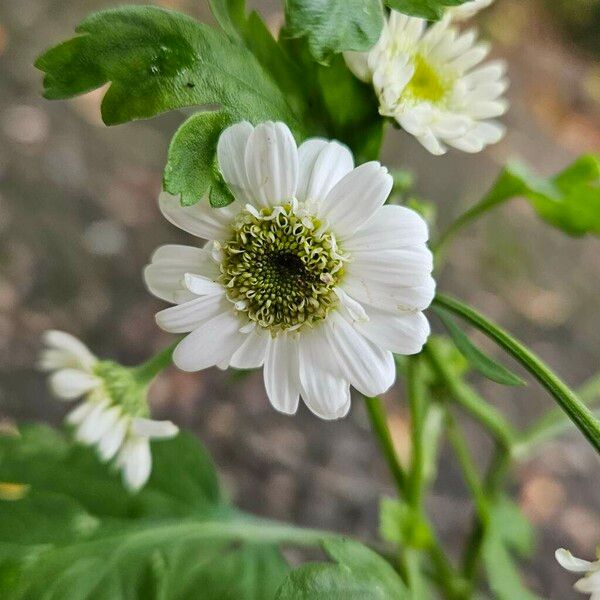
[364,396,407,495]
[433,294,600,453]
[424,341,517,450]
[407,356,427,507]
[134,342,177,384]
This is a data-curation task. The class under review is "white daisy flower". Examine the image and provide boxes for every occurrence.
[39,330,178,491]
[448,0,494,21]
[556,548,600,599]
[344,11,508,155]
[145,121,434,420]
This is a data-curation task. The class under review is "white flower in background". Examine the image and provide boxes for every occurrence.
[145,121,434,420]
[556,548,600,599]
[448,0,494,21]
[39,330,178,491]
[344,11,508,155]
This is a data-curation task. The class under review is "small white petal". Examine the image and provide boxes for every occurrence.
[159,192,240,241]
[131,418,179,439]
[343,51,372,82]
[575,571,600,594]
[334,287,369,322]
[66,400,95,426]
[98,417,128,461]
[264,335,301,415]
[49,369,100,400]
[320,162,393,237]
[244,122,299,208]
[42,330,97,372]
[229,329,269,369]
[184,273,223,296]
[217,121,255,204]
[119,438,152,492]
[173,311,245,372]
[75,400,111,444]
[556,548,595,573]
[156,293,227,333]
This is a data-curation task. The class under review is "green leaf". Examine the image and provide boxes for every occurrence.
[164,110,235,207]
[35,6,301,129]
[481,156,600,237]
[434,307,526,387]
[284,0,384,63]
[275,538,408,599]
[481,497,539,600]
[379,498,431,550]
[385,0,468,20]
[0,425,327,600]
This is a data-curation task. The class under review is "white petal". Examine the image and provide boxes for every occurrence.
[184,273,223,296]
[319,162,393,237]
[75,400,111,444]
[172,311,245,372]
[244,122,299,208]
[298,330,351,420]
[297,140,354,205]
[65,400,95,426]
[155,293,227,333]
[131,418,179,439]
[342,274,436,313]
[159,192,239,241]
[357,307,430,355]
[229,329,269,369]
[217,121,255,204]
[263,335,301,415]
[343,51,372,82]
[98,417,128,461]
[49,369,100,400]
[41,330,97,372]
[575,571,600,594]
[297,138,327,202]
[119,438,152,492]
[555,549,594,573]
[345,205,429,252]
[325,312,395,396]
[84,406,122,445]
[144,244,216,304]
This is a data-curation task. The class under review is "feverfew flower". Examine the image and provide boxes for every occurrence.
[39,330,178,491]
[556,548,600,599]
[344,12,508,155]
[448,0,494,21]
[145,121,434,420]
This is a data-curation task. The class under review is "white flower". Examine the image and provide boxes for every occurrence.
[448,0,494,21]
[556,548,600,599]
[344,12,508,155]
[145,121,435,420]
[39,330,178,491]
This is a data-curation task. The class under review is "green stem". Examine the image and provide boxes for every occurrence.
[407,356,427,507]
[364,396,407,495]
[134,343,177,384]
[433,294,600,453]
[424,341,517,450]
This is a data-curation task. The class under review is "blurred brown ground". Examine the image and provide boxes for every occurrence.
[0,0,599,597]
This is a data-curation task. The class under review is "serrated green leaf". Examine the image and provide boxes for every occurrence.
[434,307,526,387]
[385,0,468,20]
[284,0,384,63]
[276,537,408,599]
[479,155,600,237]
[35,6,301,129]
[164,110,235,207]
[0,425,326,600]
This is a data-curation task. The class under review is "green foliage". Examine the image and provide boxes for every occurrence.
[0,425,327,600]
[284,0,384,64]
[275,538,408,599]
[164,110,235,207]
[434,307,525,387]
[385,0,469,20]
[482,155,600,237]
[379,498,431,549]
[481,497,539,600]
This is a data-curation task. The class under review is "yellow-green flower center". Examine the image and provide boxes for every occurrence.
[220,204,347,334]
[403,54,449,104]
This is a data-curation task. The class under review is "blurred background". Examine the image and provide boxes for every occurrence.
[0,0,598,597]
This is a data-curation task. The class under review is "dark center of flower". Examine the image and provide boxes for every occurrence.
[220,204,347,334]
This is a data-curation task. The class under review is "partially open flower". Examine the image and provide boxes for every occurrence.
[145,121,435,420]
[556,548,600,599]
[344,11,508,155]
[448,0,494,21]
[39,330,178,491]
